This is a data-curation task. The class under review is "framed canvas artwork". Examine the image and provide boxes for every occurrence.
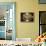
[21,12,34,22]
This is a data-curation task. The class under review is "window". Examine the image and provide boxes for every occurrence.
[39,11,46,35]
[39,0,46,4]
[0,2,16,40]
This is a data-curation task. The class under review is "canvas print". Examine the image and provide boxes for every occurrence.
[21,12,34,22]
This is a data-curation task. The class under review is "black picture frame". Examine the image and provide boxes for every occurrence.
[21,12,34,22]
